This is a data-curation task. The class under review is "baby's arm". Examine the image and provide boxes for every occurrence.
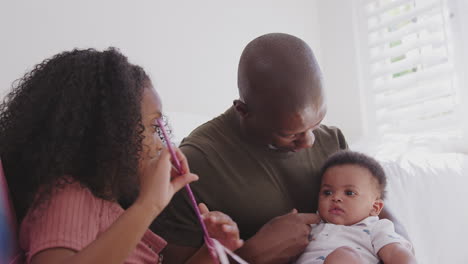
[378,242,417,264]
[371,218,416,264]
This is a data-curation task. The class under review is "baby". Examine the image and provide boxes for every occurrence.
[296,150,416,264]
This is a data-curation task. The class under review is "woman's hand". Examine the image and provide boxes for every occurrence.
[199,203,244,251]
[137,148,198,218]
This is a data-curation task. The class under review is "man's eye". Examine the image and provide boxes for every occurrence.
[322,190,332,196]
[345,190,356,196]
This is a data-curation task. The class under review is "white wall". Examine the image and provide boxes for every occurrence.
[0,0,365,143]
[315,0,364,144]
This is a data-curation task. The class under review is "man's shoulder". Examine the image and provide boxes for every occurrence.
[184,118,220,140]
[315,124,343,137]
[180,110,236,150]
[314,124,348,149]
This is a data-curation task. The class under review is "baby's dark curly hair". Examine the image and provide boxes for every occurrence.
[319,150,387,199]
[0,48,150,223]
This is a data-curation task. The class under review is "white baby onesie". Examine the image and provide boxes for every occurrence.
[295,216,412,264]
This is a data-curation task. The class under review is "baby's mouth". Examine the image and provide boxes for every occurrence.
[329,207,345,215]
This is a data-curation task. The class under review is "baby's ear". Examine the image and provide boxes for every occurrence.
[370,199,384,216]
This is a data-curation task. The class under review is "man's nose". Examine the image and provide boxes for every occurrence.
[294,130,315,150]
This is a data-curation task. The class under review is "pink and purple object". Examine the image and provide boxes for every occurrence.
[0,160,23,264]
[156,118,220,264]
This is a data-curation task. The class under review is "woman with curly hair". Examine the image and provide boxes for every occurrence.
[0,48,243,264]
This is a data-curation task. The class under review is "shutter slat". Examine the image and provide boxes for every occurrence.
[371,50,448,78]
[369,12,442,48]
[375,85,453,110]
[370,33,445,63]
[366,0,412,18]
[367,1,440,33]
[376,95,454,120]
[373,63,452,92]
[378,114,457,133]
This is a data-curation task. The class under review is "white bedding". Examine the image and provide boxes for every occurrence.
[353,139,468,263]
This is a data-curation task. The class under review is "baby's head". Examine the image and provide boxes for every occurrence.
[317,150,386,225]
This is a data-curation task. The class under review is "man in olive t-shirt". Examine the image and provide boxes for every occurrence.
[153,107,347,254]
[152,33,405,264]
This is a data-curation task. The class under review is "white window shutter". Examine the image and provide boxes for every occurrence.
[356,0,462,136]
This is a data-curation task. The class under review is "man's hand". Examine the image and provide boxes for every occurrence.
[237,209,321,264]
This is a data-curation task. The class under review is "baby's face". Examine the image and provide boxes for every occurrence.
[318,164,383,226]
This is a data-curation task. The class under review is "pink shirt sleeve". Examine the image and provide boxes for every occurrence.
[20,183,102,263]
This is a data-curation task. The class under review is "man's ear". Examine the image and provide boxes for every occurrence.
[370,199,384,216]
[233,99,250,118]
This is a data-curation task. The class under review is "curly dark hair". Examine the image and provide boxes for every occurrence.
[0,48,150,223]
[319,150,387,199]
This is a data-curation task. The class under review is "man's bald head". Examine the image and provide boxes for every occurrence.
[237,33,324,114]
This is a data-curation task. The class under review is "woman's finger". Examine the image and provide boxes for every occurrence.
[170,173,198,192]
[203,211,233,225]
[198,203,210,215]
[174,148,190,175]
[222,224,237,233]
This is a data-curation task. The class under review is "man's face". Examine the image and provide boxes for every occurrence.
[318,164,383,226]
[245,103,326,152]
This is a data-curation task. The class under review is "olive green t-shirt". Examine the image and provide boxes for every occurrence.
[151,107,348,247]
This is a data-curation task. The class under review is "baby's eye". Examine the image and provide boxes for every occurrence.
[322,190,332,196]
[345,190,356,196]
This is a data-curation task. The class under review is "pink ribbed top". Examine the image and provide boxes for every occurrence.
[19,181,167,264]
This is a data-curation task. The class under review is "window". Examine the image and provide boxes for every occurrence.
[354,0,466,140]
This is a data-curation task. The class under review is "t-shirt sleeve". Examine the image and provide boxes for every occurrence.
[315,125,348,150]
[335,127,348,150]
[150,144,208,248]
[371,219,413,255]
[23,184,101,263]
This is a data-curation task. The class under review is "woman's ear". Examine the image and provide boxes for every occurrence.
[370,199,384,216]
[233,99,250,118]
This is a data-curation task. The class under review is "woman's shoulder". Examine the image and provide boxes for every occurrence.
[20,178,117,262]
[37,179,103,213]
[21,178,105,229]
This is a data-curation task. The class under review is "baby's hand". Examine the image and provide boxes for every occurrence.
[199,203,244,251]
